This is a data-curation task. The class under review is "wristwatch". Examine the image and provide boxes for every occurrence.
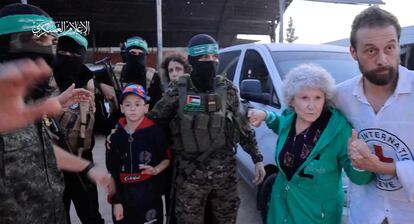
[81,162,95,175]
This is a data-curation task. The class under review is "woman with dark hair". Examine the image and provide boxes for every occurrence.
[160,53,191,89]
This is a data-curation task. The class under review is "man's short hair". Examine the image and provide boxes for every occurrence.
[350,6,401,48]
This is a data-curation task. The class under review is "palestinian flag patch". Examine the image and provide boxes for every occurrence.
[184,95,204,112]
[187,95,201,105]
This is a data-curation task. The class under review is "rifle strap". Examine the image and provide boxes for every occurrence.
[145,67,156,90]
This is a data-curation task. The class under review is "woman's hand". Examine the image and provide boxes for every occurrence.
[248,109,266,127]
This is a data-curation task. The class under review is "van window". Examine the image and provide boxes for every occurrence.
[218,50,241,81]
[240,50,280,108]
[409,47,414,70]
[271,51,359,84]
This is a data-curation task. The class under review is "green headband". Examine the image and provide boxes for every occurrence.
[0,14,57,36]
[59,30,88,49]
[125,37,148,53]
[188,43,219,57]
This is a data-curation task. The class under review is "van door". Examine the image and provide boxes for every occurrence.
[236,48,281,188]
[239,49,281,108]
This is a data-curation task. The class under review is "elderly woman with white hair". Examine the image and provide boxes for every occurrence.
[249,64,374,224]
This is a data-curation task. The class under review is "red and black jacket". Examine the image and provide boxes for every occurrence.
[106,117,171,204]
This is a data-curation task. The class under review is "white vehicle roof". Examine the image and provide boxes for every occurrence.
[220,42,350,53]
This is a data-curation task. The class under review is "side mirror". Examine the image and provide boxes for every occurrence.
[240,79,271,105]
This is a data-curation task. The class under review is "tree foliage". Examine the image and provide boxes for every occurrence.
[285,17,298,43]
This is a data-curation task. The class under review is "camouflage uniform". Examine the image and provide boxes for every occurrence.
[0,122,66,224]
[146,75,263,224]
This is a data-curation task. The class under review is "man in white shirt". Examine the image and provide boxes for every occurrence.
[334,7,414,224]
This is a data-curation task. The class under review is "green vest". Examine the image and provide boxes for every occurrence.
[172,75,228,153]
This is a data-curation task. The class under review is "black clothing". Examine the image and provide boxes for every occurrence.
[54,36,90,91]
[190,60,218,91]
[146,72,163,110]
[53,33,104,224]
[187,34,219,91]
[120,66,163,110]
[63,151,104,224]
[54,63,93,92]
[106,117,171,224]
[57,36,86,59]
[121,51,146,85]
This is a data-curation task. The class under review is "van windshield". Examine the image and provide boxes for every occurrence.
[271,51,360,84]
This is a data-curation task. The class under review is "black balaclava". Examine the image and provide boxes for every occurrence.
[121,37,147,86]
[0,3,55,99]
[53,36,91,92]
[187,34,219,92]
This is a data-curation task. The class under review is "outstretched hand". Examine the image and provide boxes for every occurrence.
[248,109,266,127]
[58,84,92,109]
[0,59,61,133]
[87,167,116,196]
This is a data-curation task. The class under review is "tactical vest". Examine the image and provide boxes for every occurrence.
[172,75,228,153]
[57,98,95,156]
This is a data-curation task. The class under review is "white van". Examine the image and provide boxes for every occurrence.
[218,43,361,222]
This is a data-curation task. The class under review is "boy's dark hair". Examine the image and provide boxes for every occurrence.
[350,6,401,49]
[161,53,191,82]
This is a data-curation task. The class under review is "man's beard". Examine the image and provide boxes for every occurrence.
[360,63,398,86]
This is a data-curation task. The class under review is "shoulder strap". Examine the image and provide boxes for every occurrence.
[78,82,95,155]
[215,76,228,112]
[113,62,125,81]
[80,80,94,138]
[219,77,249,136]
[146,67,156,89]
[78,101,89,155]
[177,75,190,114]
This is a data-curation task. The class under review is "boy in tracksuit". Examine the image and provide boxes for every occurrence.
[106,84,171,224]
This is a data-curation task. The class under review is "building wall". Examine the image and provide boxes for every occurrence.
[86,47,187,69]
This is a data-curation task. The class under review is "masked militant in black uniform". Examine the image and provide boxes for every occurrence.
[53,31,104,224]
[120,36,162,110]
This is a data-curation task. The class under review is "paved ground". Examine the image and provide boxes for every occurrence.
[70,135,262,224]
